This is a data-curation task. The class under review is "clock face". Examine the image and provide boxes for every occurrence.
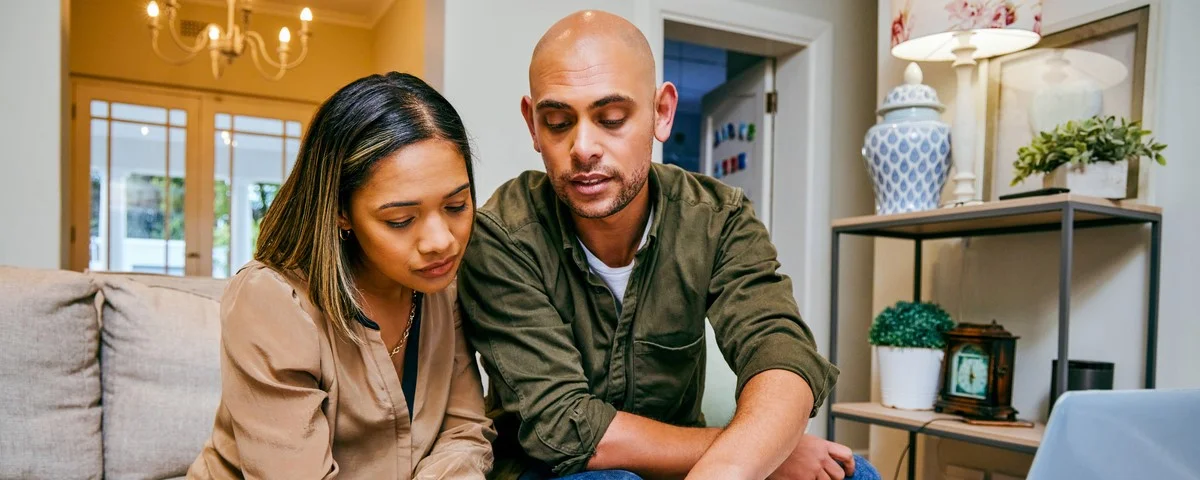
[950,344,989,399]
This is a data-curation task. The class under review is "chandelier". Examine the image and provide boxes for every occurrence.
[145,0,313,81]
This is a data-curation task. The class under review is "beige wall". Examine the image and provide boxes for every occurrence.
[736,0,880,449]
[871,0,1200,478]
[0,1,70,269]
[71,0,375,104]
[373,0,425,79]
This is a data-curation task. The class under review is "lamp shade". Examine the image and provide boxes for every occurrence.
[891,0,1043,61]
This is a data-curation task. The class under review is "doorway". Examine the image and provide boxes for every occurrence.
[662,39,768,176]
[70,78,315,277]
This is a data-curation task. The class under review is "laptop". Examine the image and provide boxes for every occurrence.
[1027,389,1200,479]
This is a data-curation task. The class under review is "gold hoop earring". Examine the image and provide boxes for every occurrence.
[339,229,351,241]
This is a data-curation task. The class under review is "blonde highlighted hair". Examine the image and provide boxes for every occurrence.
[254,72,475,344]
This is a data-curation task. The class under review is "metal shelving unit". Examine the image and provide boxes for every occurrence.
[825,194,1163,480]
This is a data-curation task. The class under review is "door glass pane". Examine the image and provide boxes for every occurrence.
[89,119,108,272]
[167,127,187,274]
[91,101,109,118]
[213,112,302,278]
[170,109,187,126]
[285,138,300,176]
[104,116,185,276]
[112,103,168,125]
[234,115,284,135]
[213,130,232,278]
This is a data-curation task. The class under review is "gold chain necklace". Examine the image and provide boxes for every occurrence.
[388,290,419,359]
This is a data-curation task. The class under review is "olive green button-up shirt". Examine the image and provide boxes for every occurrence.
[458,163,839,478]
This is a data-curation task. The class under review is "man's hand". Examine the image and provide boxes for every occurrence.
[767,435,855,480]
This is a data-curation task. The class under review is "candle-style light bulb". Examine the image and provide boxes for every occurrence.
[147,1,160,18]
[279,27,291,44]
[300,7,313,22]
[208,25,220,40]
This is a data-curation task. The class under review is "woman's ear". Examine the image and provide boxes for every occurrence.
[336,211,351,232]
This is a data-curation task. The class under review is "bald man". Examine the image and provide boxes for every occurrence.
[458,10,878,480]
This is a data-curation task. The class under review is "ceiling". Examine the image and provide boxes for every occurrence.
[188,0,395,28]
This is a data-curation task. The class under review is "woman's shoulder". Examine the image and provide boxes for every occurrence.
[225,261,308,306]
[221,260,325,341]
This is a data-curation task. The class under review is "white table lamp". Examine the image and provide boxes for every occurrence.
[890,0,1043,204]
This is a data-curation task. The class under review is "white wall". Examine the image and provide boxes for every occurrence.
[872,0,1200,477]
[440,0,640,201]
[0,1,68,269]
[437,0,878,446]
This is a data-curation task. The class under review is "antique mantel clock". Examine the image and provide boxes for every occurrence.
[935,321,1020,421]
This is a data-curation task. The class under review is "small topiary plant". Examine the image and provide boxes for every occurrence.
[869,301,955,349]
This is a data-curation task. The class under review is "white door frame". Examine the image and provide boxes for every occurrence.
[635,0,838,437]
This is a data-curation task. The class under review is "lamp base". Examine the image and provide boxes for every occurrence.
[950,32,980,206]
[941,199,984,208]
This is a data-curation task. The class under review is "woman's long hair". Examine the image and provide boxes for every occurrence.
[254,72,475,344]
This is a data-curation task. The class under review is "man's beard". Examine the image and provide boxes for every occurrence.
[552,164,648,219]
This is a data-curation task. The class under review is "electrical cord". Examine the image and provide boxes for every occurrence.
[892,418,960,480]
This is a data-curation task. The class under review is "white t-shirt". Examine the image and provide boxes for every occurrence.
[579,213,653,311]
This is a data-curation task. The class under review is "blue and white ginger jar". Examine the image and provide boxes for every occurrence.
[862,63,951,215]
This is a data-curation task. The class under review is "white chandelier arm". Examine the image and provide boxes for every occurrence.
[149,27,208,66]
[210,49,226,79]
[164,9,212,55]
[245,30,310,70]
[284,38,310,69]
[245,32,289,81]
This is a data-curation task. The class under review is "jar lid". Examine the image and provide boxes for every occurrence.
[879,63,945,115]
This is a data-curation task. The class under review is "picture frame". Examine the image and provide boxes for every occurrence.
[983,7,1150,201]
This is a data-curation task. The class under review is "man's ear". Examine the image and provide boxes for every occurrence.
[653,82,679,143]
[521,96,542,153]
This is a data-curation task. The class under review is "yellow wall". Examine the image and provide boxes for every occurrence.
[373,0,425,78]
[71,0,375,104]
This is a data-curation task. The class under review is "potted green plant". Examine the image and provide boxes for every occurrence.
[869,301,955,410]
[1011,115,1167,199]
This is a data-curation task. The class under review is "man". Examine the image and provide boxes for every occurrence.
[458,10,879,480]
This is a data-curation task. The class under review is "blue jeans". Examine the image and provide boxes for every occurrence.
[519,455,881,480]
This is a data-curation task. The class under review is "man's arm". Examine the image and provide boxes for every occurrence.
[587,413,720,478]
[687,371,812,478]
[587,372,810,480]
[691,193,842,477]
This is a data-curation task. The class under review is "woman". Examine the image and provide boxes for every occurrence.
[188,72,494,479]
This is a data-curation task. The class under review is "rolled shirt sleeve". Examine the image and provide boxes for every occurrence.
[458,212,618,476]
[706,193,840,417]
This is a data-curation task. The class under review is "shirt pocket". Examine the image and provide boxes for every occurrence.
[630,333,706,420]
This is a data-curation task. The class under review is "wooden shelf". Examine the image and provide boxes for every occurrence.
[832,194,1161,239]
[831,402,1044,454]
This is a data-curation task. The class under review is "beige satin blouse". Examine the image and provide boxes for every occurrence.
[187,261,495,479]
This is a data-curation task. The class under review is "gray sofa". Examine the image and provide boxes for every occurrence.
[0,265,229,480]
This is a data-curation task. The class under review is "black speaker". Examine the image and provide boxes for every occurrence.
[1049,359,1114,414]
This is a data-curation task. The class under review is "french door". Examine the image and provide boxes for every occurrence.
[71,79,315,277]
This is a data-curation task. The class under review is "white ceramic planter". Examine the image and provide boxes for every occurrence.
[1043,159,1128,199]
[877,346,944,410]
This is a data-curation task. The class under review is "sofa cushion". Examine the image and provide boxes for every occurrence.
[0,266,103,479]
[95,273,228,480]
